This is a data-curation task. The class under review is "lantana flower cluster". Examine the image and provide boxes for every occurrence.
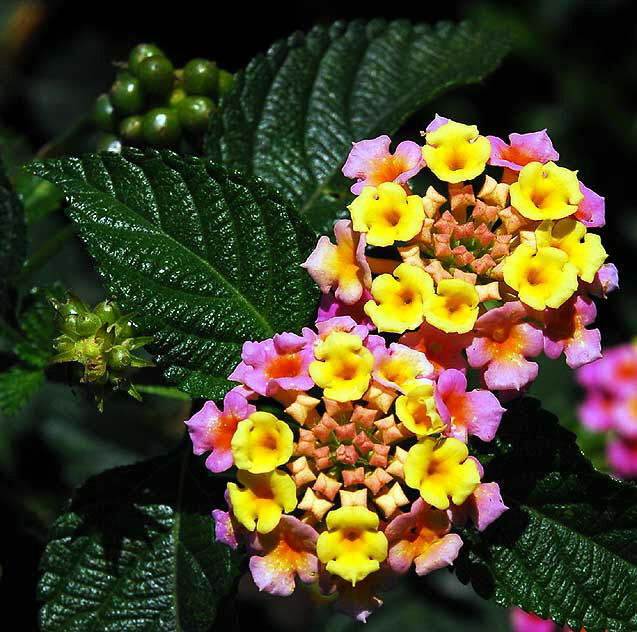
[576,341,637,479]
[511,607,584,632]
[185,315,507,620]
[304,115,618,394]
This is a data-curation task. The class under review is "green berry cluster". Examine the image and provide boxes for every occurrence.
[94,43,233,152]
[50,294,154,410]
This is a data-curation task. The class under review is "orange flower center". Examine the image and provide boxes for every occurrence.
[266,353,303,379]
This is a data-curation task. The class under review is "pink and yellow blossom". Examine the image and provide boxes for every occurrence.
[349,182,425,247]
[404,437,481,510]
[184,388,256,473]
[509,161,583,221]
[316,506,388,586]
[487,130,559,171]
[371,341,434,393]
[422,120,491,183]
[395,384,446,437]
[424,278,479,334]
[301,219,371,305]
[342,135,424,195]
[228,469,297,534]
[466,302,543,391]
[231,411,294,473]
[364,263,434,333]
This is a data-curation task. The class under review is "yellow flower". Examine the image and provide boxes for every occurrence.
[422,121,491,183]
[395,384,446,436]
[349,182,425,247]
[404,437,480,510]
[503,244,579,310]
[424,279,479,334]
[535,219,607,283]
[364,263,434,334]
[227,469,297,534]
[316,506,388,585]
[231,411,294,474]
[510,161,583,221]
[309,331,373,402]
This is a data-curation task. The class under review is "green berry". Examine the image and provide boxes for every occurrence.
[94,300,121,326]
[119,115,144,144]
[76,313,102,337]
[97,134,122,153]
[93,94,116,132]
[183,58,218,96]
[169,87,186,107]
[128,43,165,76]
[142,108,181,147]
[137,55,174,96]
[217,69,234,97]
[110,75,143,115]
[177,96,216,133]
[109,345,132,371]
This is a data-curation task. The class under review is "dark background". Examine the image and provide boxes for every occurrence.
[1,0,635,629]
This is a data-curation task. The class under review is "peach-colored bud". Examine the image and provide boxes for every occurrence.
[434,234,453,258]
[339,488,368,507]
[453,221,475,240]
[424,260,453,283]
[364,381,397,414]
[288,456,317,487]
[296,428,316,457]
[335,422,356,441]
[398,244,427,270]
[298,487,333,520]
[375,482,409,518]
[475,280,502,302]
[336,444,358,465]
[285,393,321,427]
[470,254,497,276]
[452,246,475,266]
[342,467,365,487]
[364,468,393,495]
[418,218,435,246]
[423,186,447,218]
[314,445,333,470]
[477,175,509,208]
[449,182,475,222]
[474,223,495,247]
[452,268,477,284]
[313,473,342,501]
[434,210,457,235]
[370,444,391,468]
[353,431,374,453]
[374,415,404,444]
[313,414,338,442]
[498,206,530,234]
[490,235,511,259]
[472,199,499,225]
[386,446,408,480]
[351,405,378,429]
[323,398,353,418]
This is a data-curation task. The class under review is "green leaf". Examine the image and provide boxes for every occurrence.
[0,365,44,415]
[15,173,64,224]
[456,398,637,632]
[0,156,26,312]
[27,149,318,399]
[38,447,242,632]
[205,19,509,233]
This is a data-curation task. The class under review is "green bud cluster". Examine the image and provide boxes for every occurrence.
[50,294,154,409]
[94,43,234,152]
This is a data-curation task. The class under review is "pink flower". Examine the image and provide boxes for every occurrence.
[607,438,637,479]
[511,608,559,632]
[575,182,605,228]
[466,302,544,391]
[316,290,375,330]
[425,114,450,133]
[399,321,472,378]
[342,135,424,194]
[487,130,559,171]
[302,220,371,304]
[577,392,615,432]
[611,393,637,439]
[542,295,601,369]
[578,343,637,397]
[228,332,315,396]
[386,498,463,575]
[586,263,619,298]
[315,315,370,343]
[184,388,256,472]
[436,369,505,442]
[248,516,319,596]
[371,341,434,393]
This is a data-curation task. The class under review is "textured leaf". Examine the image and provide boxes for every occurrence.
[38,447,241,632]
[456,398,637,632]
[27,150,318,399]
[0,157,26,311]
[0,366,44,415]
[205,19,509,233]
